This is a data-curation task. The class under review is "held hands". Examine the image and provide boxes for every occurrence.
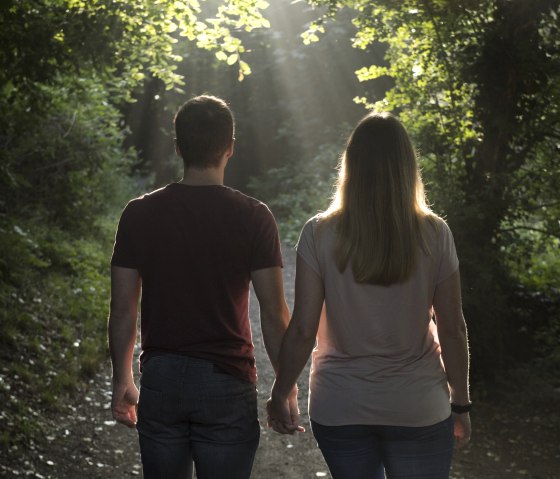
[111,379,139,428]
[267,387,305,435]
[452,412,471,449]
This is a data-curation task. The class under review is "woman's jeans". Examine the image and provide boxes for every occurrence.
[311,416,454,479]
[136,354,260,479]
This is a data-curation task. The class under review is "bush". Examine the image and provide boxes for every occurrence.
[248,142,341,244]
[0,214,122,449]
[0,71,137,453]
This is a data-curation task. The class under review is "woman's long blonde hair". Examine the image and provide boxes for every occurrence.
[322,112,435,286]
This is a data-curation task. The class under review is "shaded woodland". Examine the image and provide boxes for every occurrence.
[1,0,559,464]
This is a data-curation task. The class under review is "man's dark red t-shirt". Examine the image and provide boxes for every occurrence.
[111,183,282,383]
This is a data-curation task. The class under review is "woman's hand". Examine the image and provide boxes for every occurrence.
[452,412,471,448]
[267,387,305,435]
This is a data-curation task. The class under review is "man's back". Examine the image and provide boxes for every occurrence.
[112,183,282,382]
[109,95,292,479]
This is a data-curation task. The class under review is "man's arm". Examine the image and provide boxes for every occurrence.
[251,267,303,431]
[267,254,323,434]
[251,267,290,372]
[433,269,471,448]
[108,265,141,428]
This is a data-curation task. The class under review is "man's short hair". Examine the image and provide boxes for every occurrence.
[174,95,235,169]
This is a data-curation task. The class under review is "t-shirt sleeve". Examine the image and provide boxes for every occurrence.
[296,218,322,277]
[111,201,141,269]
[436,220,459,284]
[250,204,283,271]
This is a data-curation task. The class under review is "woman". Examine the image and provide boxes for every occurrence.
[267,113,471,479]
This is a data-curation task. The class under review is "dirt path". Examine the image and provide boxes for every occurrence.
[4,246,560,478]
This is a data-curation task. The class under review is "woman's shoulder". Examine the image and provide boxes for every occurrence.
[297,213,337,250]
[313,210,341,227]
[306,212,340,238]
[420,213,456,257]
[421,213,452,235]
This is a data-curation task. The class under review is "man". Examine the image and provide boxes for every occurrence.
[108,95,297,478]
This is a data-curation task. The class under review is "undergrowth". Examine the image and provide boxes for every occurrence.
[0,213,120,454]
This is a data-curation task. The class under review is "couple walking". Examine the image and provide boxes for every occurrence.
[108,95,471,479]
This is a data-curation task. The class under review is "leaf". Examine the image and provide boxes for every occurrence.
[226,53,239,65]
[355,65,389,82]
[215,51,228,61]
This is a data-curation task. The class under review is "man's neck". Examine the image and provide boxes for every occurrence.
[180,166,224,186]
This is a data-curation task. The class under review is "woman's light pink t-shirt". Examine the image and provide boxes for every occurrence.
[297,215,459,427]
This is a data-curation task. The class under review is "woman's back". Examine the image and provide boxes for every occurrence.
[297,214,458,427]
[268,113,470,478]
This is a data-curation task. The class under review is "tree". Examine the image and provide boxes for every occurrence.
[0,0,272,453]
[122,1,380,189]
[0,0,274,326]
[303,0,560,375]
[0,0,271,204]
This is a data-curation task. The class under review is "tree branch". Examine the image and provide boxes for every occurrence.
[61,111,77,139]
[498,225,560,239]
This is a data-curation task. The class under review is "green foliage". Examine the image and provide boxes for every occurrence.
[0,214,116,448]
[300,0,560,376]
[0,0,270,95]
[0,0,274,457]
[505,232,560,371]
[1,75,132,230]
[248,137,342,244]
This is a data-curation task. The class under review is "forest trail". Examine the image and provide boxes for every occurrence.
[4,247,559,479]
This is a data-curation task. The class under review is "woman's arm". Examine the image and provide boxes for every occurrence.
[267,253,324,434]
[433,269,471,447]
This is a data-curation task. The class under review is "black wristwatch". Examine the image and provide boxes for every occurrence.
[451,403,472,414]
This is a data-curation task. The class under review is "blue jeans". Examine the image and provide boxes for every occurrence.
[311,416,454,479]
[136,354,260,479]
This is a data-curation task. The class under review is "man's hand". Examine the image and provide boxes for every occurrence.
[111,380,139,428]
[453,412,471,449]
[108,266,141,428]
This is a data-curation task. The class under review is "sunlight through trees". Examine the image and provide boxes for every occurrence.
[1,0,559,471]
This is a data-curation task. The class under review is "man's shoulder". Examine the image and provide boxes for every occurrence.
[134,185,170,202]
[122,184,274,223]
[222,187,273,215]
[123,185,171,209]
